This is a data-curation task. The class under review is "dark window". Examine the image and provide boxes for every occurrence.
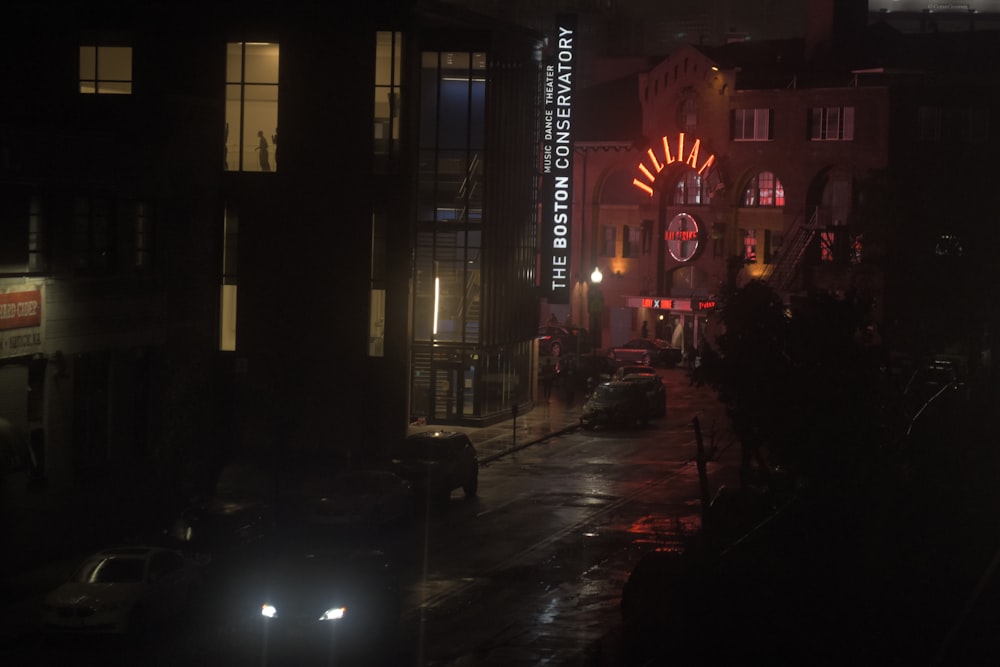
[72,197,113,271]
[810,106,855,140]
[601,225,616,257]
[641,220,653,255]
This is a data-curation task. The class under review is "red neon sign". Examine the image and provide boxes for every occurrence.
[641,297,673,309]
[632,132,716,196]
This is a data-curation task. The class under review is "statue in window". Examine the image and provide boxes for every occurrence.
[256,130,271,172]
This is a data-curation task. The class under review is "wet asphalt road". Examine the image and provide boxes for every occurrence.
[1,368,738,666]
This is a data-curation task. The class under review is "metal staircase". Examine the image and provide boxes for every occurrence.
[763,207,819,292]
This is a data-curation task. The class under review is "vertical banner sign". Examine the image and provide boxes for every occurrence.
[541,14,576,305]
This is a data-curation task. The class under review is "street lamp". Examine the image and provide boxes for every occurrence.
[588,267,604,351]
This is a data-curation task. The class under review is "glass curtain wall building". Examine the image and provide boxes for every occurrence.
[410,39,541,426]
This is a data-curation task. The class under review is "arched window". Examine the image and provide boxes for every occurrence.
[673,167,721,206]
[741,171,785,207]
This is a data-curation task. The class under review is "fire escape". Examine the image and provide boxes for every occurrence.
[761,207,820,294]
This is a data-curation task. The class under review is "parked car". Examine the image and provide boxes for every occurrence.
[580,381,652,429]
[575,354,617,391]
[302,469,414,526]
[538,325,590,357]
[40,546,204,635]
[616,369,667,418]
[166,458,278,559]
[389,430,479,503]
[608,338,682,367]
[612,364,656,380]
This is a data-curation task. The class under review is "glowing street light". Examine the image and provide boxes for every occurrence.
[590,267,603,284]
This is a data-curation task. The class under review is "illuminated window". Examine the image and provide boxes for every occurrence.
[28,197,48,273]
[743,229,757,263]
[417,51,486,223]
[225,42,279,173]
[374,32,402,163]
[369,211,387,357]
[810,107,854,141]
[820,231,835,262]
[675,172,702,205]
[849,233,863,264]
[134,202,152,269]
[220,208,238,351]
[412,231,480,343]
[674,169,721,206]
[601,226,616,257]
[741,171,784,208]
[732,108,772,141]
[80,41,132,95]
[72,197,111,270]
[413,49,485,346]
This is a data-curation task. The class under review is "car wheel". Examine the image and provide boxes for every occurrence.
[551,342,562,356]
[463,472,478,498]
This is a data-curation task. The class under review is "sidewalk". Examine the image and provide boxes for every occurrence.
[408,394,585,465]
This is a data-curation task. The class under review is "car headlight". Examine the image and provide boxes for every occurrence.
[261,603,277,618]
[319,607,346,621]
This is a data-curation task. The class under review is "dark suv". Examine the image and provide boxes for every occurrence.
[389,431,479,503]
[580,381,652,430]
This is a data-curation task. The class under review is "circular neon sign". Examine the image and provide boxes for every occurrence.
[665,213,701,262]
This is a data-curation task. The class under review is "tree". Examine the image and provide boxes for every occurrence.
[693,280,887,493]
[693,280,792,481]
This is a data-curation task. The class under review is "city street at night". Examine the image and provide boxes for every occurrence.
[3,367,1000,665]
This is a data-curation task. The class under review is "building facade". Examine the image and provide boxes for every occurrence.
[564,7,1000,383]
[0,1,545,567]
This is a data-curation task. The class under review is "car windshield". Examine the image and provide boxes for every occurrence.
[593,385,630,401]
[74,556,146,584]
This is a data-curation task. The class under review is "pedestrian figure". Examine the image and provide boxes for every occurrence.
[256,130,271,171]
[641,320,649,339]
[540,358,554,401]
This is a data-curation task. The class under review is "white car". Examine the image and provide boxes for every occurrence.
[40,545,203,634]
